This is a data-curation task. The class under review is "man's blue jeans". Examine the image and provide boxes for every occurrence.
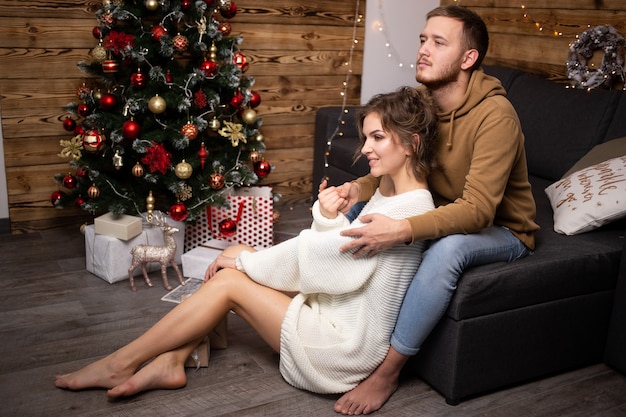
[390,226,531,356]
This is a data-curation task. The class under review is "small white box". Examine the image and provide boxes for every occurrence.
[181,239,230,280]
[85,218,184,284]
[94,212,142,241]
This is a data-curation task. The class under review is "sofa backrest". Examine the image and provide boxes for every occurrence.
[483,65,625,181]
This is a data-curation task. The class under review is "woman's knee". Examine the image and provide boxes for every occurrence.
[221,244,254,258]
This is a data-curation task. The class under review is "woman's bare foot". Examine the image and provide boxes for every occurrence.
[54,355,136,391]
[107,352,187,398]
[333,372,398,415]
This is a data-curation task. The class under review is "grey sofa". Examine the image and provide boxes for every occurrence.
[312,65,626,405]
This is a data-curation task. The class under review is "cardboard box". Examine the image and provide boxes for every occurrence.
[185,340,210,368]
[94,212,143,240]
[85,218,184,284]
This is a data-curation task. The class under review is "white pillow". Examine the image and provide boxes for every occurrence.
[545,155,626,235]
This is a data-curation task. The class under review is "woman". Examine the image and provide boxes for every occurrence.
[54,86,438,398]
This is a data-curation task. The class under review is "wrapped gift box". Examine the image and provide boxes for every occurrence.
[94,212,143,240]
[181,239,231,280]
[85,217,184,284]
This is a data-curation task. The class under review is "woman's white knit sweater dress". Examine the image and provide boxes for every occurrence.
[236,188,434,393]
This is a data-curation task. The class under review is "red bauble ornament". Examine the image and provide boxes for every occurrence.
[233,51,248,72]
[218,218,237,237]
[75,196,86,207]
[181,0,191,10]
[210,172,225,190]
[254,159,271,178]
[173,34,189,52]
[180,122,198,140]
[76,166,89,178]
[229,90,244,108]
[76,83,91,98]
[92,26,102,39]
[130,70,146,88]
[102,59,119,74]
[199,59,217,77]
[99,93,117,111]
[63,117,76,132]
[74,125,85,136]
[122,119,142,140]
[151,25,168,41]
[77,103,91,117]
[198,142,208,170]
[250,91,261,108]
[218,22,232,36]
[82,129,106,153]
[50,190,65,207]
[220,2,237,19]
[62,173,77,189]
[169,202,189,222]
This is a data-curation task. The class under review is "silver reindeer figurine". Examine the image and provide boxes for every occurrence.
[128,211,185,291]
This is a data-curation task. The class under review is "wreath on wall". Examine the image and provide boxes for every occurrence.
[566,25,625,90]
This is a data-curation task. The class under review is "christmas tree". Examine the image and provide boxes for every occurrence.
[52,0,271,223]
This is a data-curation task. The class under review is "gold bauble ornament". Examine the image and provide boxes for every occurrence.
[132,162,144,177]
[148,95,166,114]
[145,0,159,11]
[87,184,100,199]
[208,117,221,131]
[91,44,107,63]
[93,88,102,100]
[255,132,264,142]
[241,108,258,125]
[174,160,193,179]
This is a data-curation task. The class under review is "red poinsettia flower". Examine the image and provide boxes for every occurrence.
[104,30,135,54]
[141,142,171,175]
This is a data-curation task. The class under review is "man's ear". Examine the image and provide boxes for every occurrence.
[461,49,479,70]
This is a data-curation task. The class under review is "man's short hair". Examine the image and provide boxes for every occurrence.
[427,5,489,71]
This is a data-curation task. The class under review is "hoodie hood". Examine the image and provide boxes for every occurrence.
[439,70,507,149]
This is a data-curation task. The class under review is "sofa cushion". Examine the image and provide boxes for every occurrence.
[446,175,624,322]
[562,136,626,178]
[545,155,626,235]
[505,74,618,181]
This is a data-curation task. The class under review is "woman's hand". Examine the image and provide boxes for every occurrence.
[317,179,346,219]
[204,254,237,282]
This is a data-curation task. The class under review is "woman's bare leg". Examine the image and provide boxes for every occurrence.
[55,245,292,395]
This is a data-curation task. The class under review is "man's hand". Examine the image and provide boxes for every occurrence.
[340,214,412,258]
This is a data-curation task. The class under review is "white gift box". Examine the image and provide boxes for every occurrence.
[94,212,143,240]
[181,239,231,280]
[85,217,185,284]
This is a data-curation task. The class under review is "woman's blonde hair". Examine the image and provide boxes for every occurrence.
[355,86,438,180]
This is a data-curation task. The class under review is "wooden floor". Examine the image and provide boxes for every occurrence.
[1,203,625,417]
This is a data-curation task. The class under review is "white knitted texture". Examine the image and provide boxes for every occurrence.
[237,189,435,393]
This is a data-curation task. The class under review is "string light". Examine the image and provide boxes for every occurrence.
[322,0,363,181]
[376,0,416,70]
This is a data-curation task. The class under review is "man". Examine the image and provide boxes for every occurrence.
[333,6,539,415]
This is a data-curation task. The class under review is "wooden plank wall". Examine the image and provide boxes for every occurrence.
[441,0,626,80]
[0,0,365,234]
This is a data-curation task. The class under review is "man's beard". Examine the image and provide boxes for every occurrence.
[416,63,461,89]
